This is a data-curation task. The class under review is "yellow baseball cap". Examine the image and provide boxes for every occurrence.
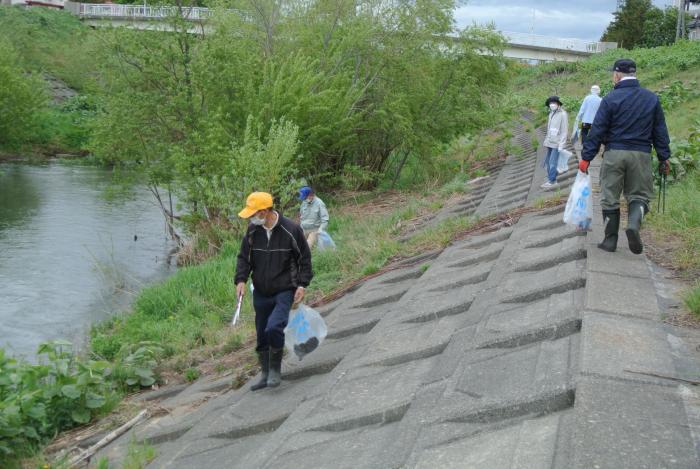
[238,192,273,218]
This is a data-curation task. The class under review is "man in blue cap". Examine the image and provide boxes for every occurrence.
[298,186,329,248]
[579,59,671,255]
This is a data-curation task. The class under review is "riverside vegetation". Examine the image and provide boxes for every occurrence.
[0,2,512,466]
[2,4,700,468]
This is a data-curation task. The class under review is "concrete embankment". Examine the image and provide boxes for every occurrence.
[95,123,700,468]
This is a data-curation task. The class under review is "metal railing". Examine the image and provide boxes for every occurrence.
[503,31,616,53]
[78,3,212,21]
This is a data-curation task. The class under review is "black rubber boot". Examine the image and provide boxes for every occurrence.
[250,349,269,391]
[597,209,620,252]
[267,348,284,388]
[626,201,646,255]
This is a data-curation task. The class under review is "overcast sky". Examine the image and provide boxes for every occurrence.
[455,0,674,41]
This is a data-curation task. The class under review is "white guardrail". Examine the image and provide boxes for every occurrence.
[78,3,212,20]
[503,31,617,53]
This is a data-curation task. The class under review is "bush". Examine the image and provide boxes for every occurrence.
[0,341,120,462]
[0,39,47,148]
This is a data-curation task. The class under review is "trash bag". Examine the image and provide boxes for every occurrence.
[284,304,328,361]
[557,149,573,174]
[317,231,336,251]
[563,172,592,231]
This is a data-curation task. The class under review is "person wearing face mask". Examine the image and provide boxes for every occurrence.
[298,186,329,249]
[234,192,313,390]
[541,96,569,191]
[580,59,671,255]
[575,85,602,145]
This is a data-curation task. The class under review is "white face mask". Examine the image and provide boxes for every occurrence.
[250,215,266,226]
[549,103,559,111]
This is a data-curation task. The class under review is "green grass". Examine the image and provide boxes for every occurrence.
[684,283,700,316]
[647,171,700,276]
[95,440,157,469]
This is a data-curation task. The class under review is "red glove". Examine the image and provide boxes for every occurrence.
[659,160,670,176]
[578,159,590,173]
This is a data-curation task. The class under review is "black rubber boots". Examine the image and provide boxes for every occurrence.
[267,348,284,388]
[251,349,270,391]
[598,209,620,252]
[251,347,284,391]
[626,201,646,255]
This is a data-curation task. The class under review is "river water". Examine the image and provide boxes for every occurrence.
[0,162,176,359]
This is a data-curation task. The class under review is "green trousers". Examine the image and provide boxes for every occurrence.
[600,149,654,211]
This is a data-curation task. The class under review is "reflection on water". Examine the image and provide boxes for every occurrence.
[0,162,176,359]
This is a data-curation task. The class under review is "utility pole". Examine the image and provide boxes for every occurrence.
[677,0,688,40]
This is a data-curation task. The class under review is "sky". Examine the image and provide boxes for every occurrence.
[454,0,674,41]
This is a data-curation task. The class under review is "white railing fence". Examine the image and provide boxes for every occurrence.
[78,3,212,20]
[503,31,616,53]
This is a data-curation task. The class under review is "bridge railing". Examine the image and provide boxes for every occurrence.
[78,3,212,20]
[503,31,616,53]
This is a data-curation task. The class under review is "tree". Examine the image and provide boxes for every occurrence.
[90,0,507,235]
[0,39,47,148]
[640,6,686,48]
[601,0,653,49]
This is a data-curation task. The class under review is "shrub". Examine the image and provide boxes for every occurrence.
[0,341,119,462]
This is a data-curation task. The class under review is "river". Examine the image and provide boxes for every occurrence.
[0,162,176,360]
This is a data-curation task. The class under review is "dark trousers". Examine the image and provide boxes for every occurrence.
[581,125,591,144]
[253,289,294,352]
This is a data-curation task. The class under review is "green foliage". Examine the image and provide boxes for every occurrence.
[184,368,200,382]
[89,0,508,230]
[0,341,119,463]
[0,38,47,148]
[685,283,700,316]
[0,6,94,89]
[640,7,687,48]
[601,0,653,48]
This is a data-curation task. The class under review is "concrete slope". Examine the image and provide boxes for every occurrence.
[97,126,700,468]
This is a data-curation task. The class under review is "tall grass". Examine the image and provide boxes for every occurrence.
[647,171,700,275]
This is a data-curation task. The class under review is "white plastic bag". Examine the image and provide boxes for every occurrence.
[557,149,573,174]
[563,172,593,231]
[317,231,336,251]
[284,304,328,360]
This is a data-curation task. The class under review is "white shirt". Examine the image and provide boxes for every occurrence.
[263,211,279,240]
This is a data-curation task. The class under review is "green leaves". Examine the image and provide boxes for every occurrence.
[0,340,134,463]
[60,385,81,400]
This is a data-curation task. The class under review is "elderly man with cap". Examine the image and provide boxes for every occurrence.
[234,192,313,390]
[579,59,671,255]
[575,85,602,145]
[298,186,330,248]
[541,96,569,191]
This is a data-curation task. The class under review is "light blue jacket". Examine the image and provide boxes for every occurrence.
[577,93,602,124]
[300,196,329,232]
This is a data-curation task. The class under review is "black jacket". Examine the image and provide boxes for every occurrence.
[582,79,671,162]
[234,213,313,296]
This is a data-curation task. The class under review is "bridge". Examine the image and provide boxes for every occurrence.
[58,2,616,62]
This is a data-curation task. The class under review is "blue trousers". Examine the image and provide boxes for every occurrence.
[253,289,294,352]
[543,147,560,183]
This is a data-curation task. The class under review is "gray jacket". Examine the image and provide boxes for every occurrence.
[543,108,569,149]
[300,196,329,231]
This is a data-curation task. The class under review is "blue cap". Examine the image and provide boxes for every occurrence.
[298,186,312,200]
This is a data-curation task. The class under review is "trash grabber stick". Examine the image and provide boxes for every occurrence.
[657,175,662,213]
[662,173,667,214]
[231,294,243,326]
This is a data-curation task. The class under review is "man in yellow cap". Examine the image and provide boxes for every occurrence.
[234,192,313,390]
